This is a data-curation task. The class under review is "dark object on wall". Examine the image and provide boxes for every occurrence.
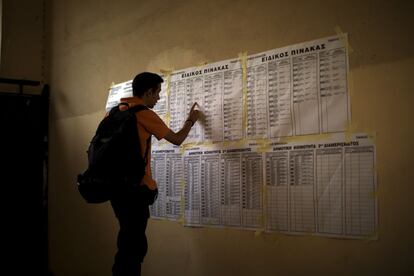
[0,78,49,276]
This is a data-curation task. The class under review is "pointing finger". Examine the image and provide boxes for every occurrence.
[190,102,198,111]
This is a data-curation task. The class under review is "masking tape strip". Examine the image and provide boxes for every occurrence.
[254,230,264,237]
[197,60,209,67]
[256,145,271,153]
[261,155,267,232]
[334,27,355,137]
[339,28,354,136]
[253,139,272,153]
[334,26,353,54]
[280,133,331,144]
[181,141,204,153]
[334,28,354,139]
[344,130,353,143]
[159,70,173,126]
[163,113,171,127]
[179,146,186,155]
[160,68,173,75]
[363,232,378,241]
[178,180,186,225]
[222,139,246,149]
[200,141,215,148]
[263,180,267,230]
[345,69,355,135]
[239,52,248,137]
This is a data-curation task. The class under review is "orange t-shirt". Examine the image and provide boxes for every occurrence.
[119,97,170,190]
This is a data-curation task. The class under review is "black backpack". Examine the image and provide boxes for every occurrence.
[77,103,152,203]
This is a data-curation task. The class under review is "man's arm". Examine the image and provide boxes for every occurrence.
[164,102,201,146]
[164,120,193,145]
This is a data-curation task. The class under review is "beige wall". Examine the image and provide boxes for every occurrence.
[5,0,414,275]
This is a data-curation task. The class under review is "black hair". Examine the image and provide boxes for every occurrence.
[132,72,164,97]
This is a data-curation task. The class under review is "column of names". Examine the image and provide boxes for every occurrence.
[184,153,202,226]
[316,148,343,234]
[241,152,263,228]
[289,149,316,233]
[266,150,289,231]
[200,152,221,225]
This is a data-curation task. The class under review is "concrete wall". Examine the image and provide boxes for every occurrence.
[4,0,414,275]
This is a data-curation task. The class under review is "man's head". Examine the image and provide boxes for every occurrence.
[132,72,164,108]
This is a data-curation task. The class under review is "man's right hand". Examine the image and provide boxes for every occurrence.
[187,102,201,125]
[164,102,203,146]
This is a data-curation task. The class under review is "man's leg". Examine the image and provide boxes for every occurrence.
[112,217,148,276]
[111,197,149,276]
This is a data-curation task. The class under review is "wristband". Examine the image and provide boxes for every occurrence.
[185,119,195,127]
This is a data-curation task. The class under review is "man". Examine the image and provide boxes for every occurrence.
[110,72,200,276]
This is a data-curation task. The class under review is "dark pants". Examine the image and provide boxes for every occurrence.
[110,186,153,276]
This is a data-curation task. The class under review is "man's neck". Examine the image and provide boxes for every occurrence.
[136,95,150,108]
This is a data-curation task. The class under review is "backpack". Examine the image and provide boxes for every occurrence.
[77,103,151,203]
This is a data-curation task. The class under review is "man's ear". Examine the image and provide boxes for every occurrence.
[142,88,152,97]
[147,88,156,95]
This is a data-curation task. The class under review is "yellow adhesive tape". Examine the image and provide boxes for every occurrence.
[160,68,173,75]
[252,139,271,152]
[344,123,360,142]
[179,146,186,155]
[261,183,267,229]
[198,141,217,149]
[367,131,377,144]
[348,69,355,99]
[181,142,203,152]
[334,26,353,54]
[179,180,186,225]
[163,71,172,96]
[254,230,264,237]
[239,52,248,133]
[256,145,271,153]
[163,113,171,127]
[363,233,378,241]
[178,216,185,225]
[370,189,378,198]
[256,214,263,227]
[197,61,209,67]
[222,139,247,149]
[280,133,331,144]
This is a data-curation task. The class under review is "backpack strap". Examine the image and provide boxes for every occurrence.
[128,104,148,113]
[143,136,151,166]
[127,104,151,166]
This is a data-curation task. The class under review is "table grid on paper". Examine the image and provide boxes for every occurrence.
[247,65,268,139]
[268,59,293,138]
[203,73,224,142]
[316,148,343,234]
[289,150,316,233]
[345,146,376,236]
[201,155,221,225]
[241,153,263,228]
[319,48,348,133]
[223,69,244,141]
[292,54,319,136]
[184,155,202,225]
[150,154,166,218]
[220,153,242,226]
[166,154,183,219]
[266,152,289,232]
